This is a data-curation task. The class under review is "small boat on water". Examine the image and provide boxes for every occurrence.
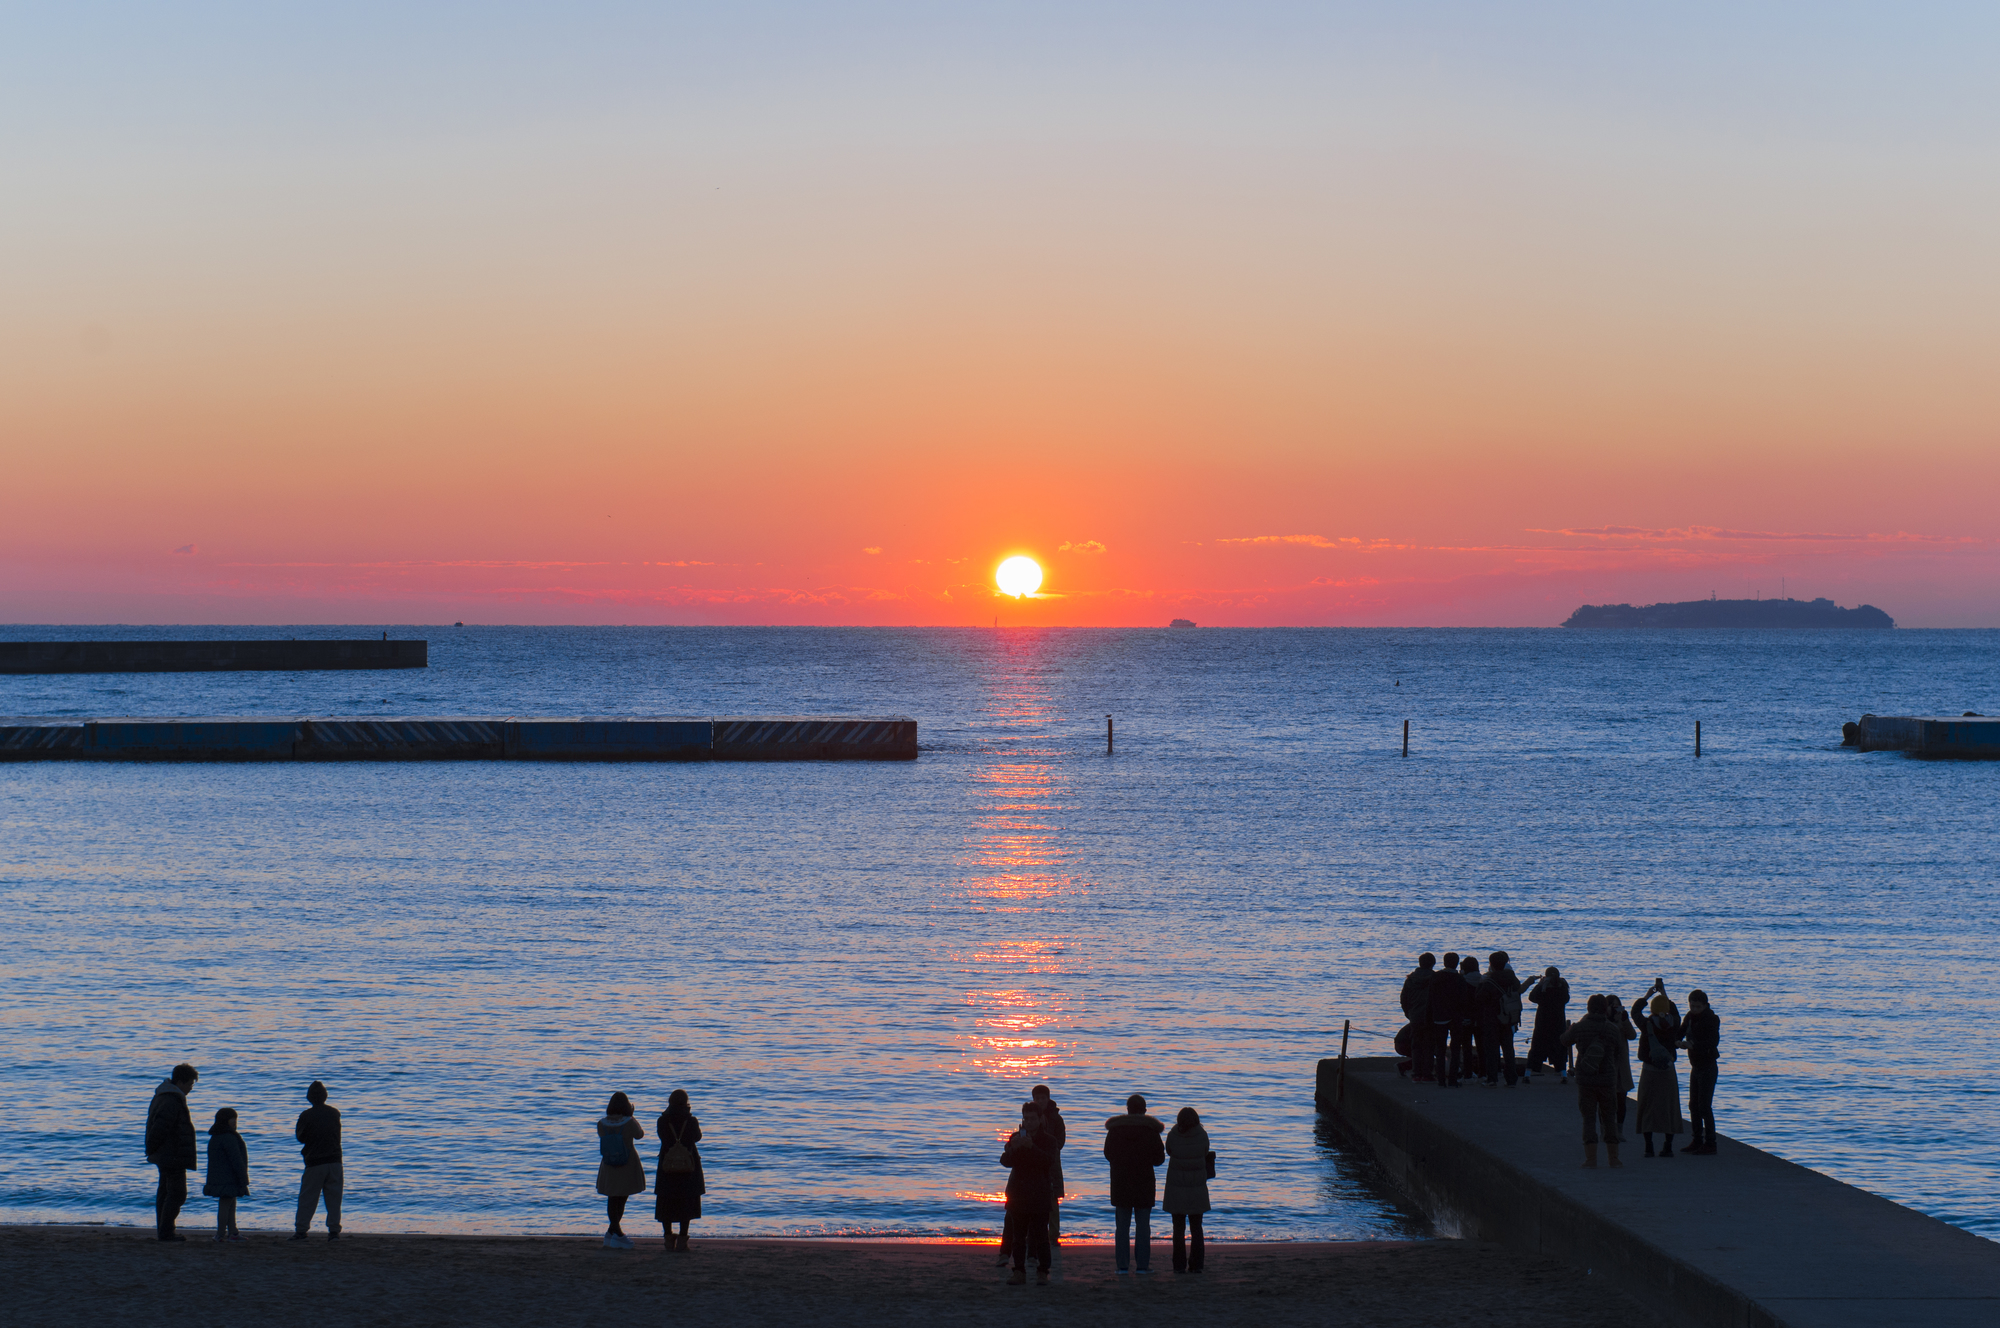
[1169,618,1197,629]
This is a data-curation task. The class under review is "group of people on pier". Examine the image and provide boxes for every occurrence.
[1397,951,1724,1164]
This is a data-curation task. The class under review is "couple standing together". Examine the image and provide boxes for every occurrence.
[594,1089,705,1249]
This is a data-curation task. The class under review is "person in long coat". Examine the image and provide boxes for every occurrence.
[1525,967,1571,1078]
[1102,1094,1166,1273]
[595,1093,646,1249]
[1000,1103,1055,1284]
[201,1107,249,1242]
[654,1089,706,1250]
[1161,1107,1211,1274]
[1634,992,1686,1156]
[1606,992,1637,1127]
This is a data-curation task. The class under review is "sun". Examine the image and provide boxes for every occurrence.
[995,555,1043,598]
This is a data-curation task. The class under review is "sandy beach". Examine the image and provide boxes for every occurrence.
[5,1227,1655,1328]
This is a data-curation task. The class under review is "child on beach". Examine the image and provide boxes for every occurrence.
[202,1108,249,1241]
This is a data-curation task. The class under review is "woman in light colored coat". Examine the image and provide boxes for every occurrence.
[595,1092,646,1249]
[1161,1107,1211,1274]
[1634,993,1687,1157]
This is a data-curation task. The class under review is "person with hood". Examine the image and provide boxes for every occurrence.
[1161,1107,1211,1274]
[1400,953,1437,1081]
[1000,1102,1055,1284]
[1634,987,1686,1157]
[1102,1094,1166,1274]
[1030,1084,1067,1245]
[1559,996,1624,1168]
[653,1089,705,1250]
[1427,952,1467,1087]
[144,1063,199,1241]
[293,1080,343,1241]
[1525,967,1571,1079]
[1681,989,1722,1154]
[202,1107,249,1242]
[595,1092,646,1249]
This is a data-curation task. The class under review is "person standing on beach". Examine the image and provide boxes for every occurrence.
[1428,952,1466,1087]
[1401,953,1436,1081]
[1634,988,1686,1158]
[202,1107,248,1242]
[1560,997,1623,1168]
[1000,1103,1055,1284]
[293,1080,344,1241]
[144,1063,199,1241]
[1102,1094,1166,1274]
[1030,1085,1067,1246]
[596,1093,646,1249]
[653,1089,705,1250]
[1681,990,1721,1154]
[1161,1107,1211,1273]
[1525,967,1571,1080]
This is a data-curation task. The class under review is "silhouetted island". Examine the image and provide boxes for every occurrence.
[1562,597,1893,629]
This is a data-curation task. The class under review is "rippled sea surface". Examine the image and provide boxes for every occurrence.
[2,626,1996,1239]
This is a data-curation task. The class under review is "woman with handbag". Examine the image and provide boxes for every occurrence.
[654,1089,706,1250]
[595,1093,646,1250]
[1161,1107,1211,1274]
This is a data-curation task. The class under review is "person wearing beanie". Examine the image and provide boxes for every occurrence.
[292,1080,344,1240]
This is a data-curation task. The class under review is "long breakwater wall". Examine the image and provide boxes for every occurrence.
[1317,1056,1999,1328]
[0,716,917,761]
[0,640,428,673]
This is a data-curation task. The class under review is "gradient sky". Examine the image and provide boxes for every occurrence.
[5,2,1998,625]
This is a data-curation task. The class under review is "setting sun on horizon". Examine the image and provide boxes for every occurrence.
[995,557,1044,600]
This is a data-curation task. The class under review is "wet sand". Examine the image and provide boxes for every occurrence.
[4,1227,1655,1327]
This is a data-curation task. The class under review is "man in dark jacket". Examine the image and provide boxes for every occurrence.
[1102,1094,1167,1274]
[1681,990,1722,1154]
[1401,953,1436,1081]
[1471,959,1509,1086]
[293,1080,343,1240]
[1561,996,1624,1168]
[1001,1103,1054,1284]
[1427,952,1466,1087]
[144,1063,199,1241]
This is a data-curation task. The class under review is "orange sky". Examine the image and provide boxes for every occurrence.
[4,4,1997,625]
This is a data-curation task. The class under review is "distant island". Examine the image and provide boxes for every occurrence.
[1562,597,1894,629]
[1169,618,1197,629]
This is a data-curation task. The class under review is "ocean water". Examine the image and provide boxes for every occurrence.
[1,625,1996,1240]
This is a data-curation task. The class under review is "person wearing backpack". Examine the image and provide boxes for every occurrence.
[596,1093,646,1249]
[1560,996,1624,1168]
[653,1089,705,1250]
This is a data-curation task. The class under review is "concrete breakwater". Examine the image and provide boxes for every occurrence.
[1317,1056,1999,1328]
[1845,713,2000,758]
[0,716,918,761]
[0,640,428,673]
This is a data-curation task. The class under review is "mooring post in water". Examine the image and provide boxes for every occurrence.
[1696,719,1702,758]
[1402,719,1409,757]
[1337,1019,1352,1104]
[1107,714,1114,756]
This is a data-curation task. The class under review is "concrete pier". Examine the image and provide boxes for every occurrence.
[1853,714,2000,758]
[1317,1056,2000,1328]
[0,640,427,673]
[0,716,917,761]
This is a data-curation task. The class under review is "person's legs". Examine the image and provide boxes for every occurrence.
[216,1195,235,1239]
[1597,1093,1622,1165]
[1115,1206,1131,1271]
[294,1165,325,1237]
[1027,1215,1051,1277]
[156,1165,186,1239]
[1578,1087,1600,1166]
[1048,1197,1060,1247]
[1414,1023,1435,1081]
[607,1194,627,1235]
[322,1164,343,1236]
[1008,1206,1027,1273]
[676,1219,691,1250]
[1171,1213,1188,1271]
[1430,1023,1452,1085]
[1500,1029,1520,1084]
[1643,1132,1655,1156]
[1187,1213,1205,1272]
[1135,1206,1151,1271]
[1689,1065,1717,1150]
[997,1208,1015,1265]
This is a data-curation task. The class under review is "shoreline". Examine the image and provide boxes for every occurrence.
[3,1226,1661,1327]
